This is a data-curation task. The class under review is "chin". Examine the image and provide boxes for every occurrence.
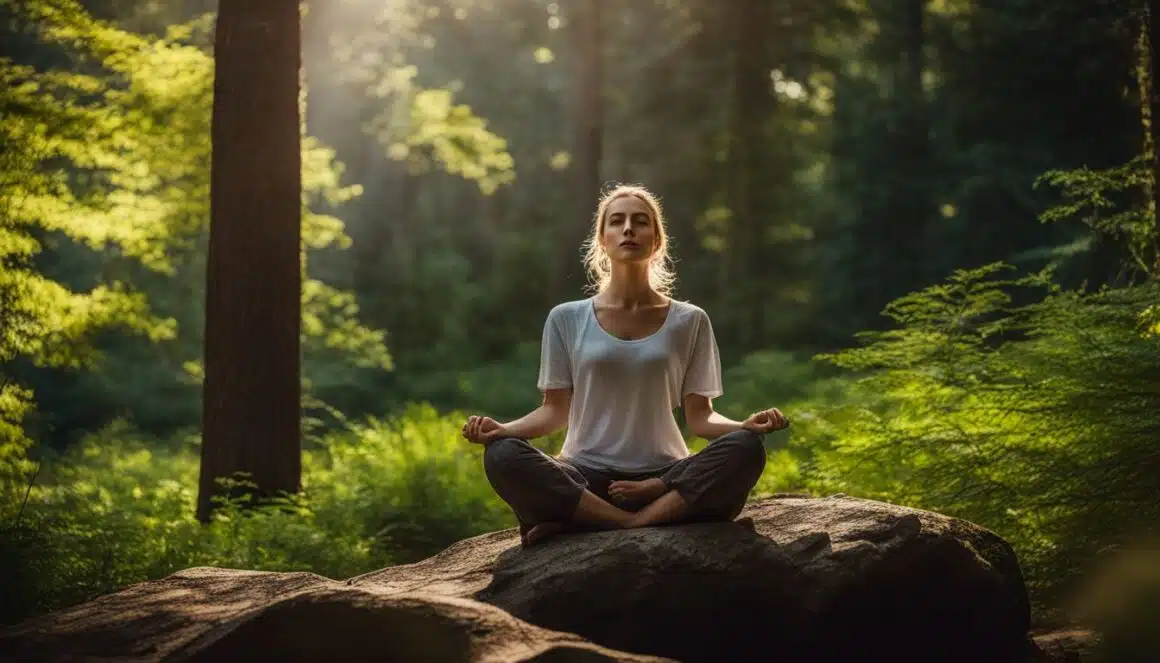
[613,253,651,265]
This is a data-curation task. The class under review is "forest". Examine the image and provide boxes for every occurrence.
[1,0,1158,647]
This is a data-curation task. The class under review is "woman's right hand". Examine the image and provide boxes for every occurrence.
[461,415,507,445]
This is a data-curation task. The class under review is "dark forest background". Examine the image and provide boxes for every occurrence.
[2,0,1158,652]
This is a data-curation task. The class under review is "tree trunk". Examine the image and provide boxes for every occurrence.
[896,0,932,284]
[566,0,603,294]
[1144,0,1160,269]
[198,0,303,522]
[869,0,932,307]
[727,0,776,349]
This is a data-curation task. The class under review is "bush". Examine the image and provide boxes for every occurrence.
[0,406,514,625]
[793,264,1160,620]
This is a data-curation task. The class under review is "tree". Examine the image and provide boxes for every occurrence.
[565,0,603,294]
[197,0,304,521]
[1137,0,1160,267]
[725,0,780,348]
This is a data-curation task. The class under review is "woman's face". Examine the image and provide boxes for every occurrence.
[601,195,658,263]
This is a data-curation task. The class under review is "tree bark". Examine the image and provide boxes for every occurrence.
[1145,0,1160,268]
[861,0,932,310]
[566,0,603,294]
[727,0,777,348]
[198,0,302,522]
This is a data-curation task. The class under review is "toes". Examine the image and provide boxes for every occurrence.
[523,522,569,547]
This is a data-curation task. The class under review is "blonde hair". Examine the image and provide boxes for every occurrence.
[582,184,676,296]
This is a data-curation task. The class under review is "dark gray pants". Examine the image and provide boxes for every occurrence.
[482,429,767,528]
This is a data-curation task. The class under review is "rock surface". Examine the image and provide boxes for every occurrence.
[351,494,1035,662]
[1,494,1048,663]
[0,567,671,663]
[1029,629,1099,663]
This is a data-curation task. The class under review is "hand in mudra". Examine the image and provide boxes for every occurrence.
[462,415,507,444]
[742,407,789,434]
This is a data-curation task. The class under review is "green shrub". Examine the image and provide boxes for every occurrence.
[0,406,514,625]
[794,265,1160,619]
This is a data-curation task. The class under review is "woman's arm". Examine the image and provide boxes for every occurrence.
[496,388,572,440]
[683,394,745,440]
[683,393,788,440]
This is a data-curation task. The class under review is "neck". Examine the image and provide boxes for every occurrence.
[603,263,661,307]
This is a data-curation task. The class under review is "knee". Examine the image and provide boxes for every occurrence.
[723,429,767,471]
[482,437,527,480]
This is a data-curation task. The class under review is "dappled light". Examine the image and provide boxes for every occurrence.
[1,0,1157,661]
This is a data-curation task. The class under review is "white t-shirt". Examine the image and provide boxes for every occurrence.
[536,297,724,472]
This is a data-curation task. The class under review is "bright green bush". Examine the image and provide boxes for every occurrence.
[793,264,1160,619]
[304,403,515,563]
[0,406,514,625]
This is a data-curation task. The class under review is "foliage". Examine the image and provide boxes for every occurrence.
[1,0,1155,639]
[1037,156,1158,279]
[0,407,512,625]
[1,0,391,442]
[794,263,1160,618]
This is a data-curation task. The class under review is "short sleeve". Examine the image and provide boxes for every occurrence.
[682,309,723,398]
[536,307,573,390]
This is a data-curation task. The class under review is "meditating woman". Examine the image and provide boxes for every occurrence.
[461,184,789,546]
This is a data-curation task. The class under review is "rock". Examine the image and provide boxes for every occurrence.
[0,567,671,663]
[1028,629,1099,662]
[351,494,1034,663]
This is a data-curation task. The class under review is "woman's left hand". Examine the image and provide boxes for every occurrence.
[741,407,789,434]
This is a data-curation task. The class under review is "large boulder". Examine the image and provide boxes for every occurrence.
[0,567,671,663]
[1,494,1044,662]
[351,494,1035,662]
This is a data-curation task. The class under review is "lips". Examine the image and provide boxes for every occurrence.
[619,241,639,248]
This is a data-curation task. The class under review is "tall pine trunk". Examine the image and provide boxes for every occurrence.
[1140,0,1160,271]
[566,0,602,293]
[895,0,932,284]
[726,0,776,349]
[855,0,932,315]
[198,0,303,522]
[1152,0,1160,254]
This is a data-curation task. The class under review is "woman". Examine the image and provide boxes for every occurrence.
[462,184,788,546]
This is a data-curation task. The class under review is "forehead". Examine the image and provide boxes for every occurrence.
[606,195,652,217]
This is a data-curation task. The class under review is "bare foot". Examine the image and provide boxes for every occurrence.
[607,478,667,507]
[521,522,571,547]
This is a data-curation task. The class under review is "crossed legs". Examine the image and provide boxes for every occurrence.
[482,430,767,545]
